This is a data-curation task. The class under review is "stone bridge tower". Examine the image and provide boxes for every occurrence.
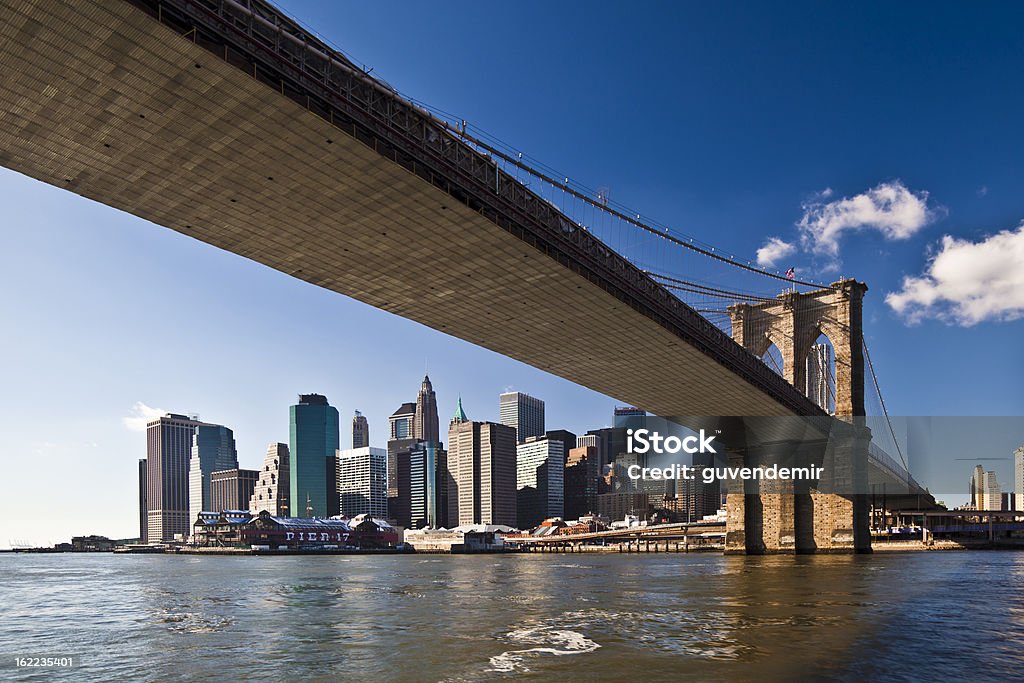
[723,279,871,554]
[728,278,867,417]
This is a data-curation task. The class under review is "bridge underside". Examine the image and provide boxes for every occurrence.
[0,0,809,418]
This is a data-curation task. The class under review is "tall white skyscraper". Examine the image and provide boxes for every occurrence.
[335,447,388,518]
[805,343,832,414]
[499,391,545,443]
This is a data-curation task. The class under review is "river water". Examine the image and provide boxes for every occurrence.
[1,551,1021,681]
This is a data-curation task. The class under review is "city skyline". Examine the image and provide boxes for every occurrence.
[3,0,1024,547]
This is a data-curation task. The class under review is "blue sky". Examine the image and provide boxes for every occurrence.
[2,1,1023,544]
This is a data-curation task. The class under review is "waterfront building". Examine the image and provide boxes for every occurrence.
[447,399,517,527]
[806,343,833,413]
[192,510,397,549]
[352,410,369,449]
[403,525,512,552]
[71,535,116,552]
[1015,446,1024,513]
[564,445,599,520]
[499,391,545,443]
[146,413,205,542]
[336,446,388,518]
[249,443,290,516]
[289,394,340,518]
[188,424,239,527]
[138,458,147,544]
[516,434,567,529]
[413,375,440,443]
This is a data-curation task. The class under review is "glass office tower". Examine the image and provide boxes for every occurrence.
[289,394,340,518]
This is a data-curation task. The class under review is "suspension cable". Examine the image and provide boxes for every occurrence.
[863,340,911,480]
[443,123,827,288]
[648,272,779,302]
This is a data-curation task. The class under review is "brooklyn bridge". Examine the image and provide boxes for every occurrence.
[0,0,935,553]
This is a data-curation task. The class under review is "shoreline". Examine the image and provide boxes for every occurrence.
[8,541,1024,555]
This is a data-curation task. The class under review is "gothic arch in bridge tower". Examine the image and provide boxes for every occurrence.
[805,330,837,415]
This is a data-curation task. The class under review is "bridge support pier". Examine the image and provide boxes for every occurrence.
[724,423,872,554]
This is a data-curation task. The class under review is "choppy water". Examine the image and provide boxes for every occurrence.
[1,551,1022,681]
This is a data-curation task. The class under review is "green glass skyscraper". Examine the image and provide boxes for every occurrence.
[289,394,340,518]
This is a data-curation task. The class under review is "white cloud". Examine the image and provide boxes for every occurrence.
[122,402,167,432]
[885,222,1024,326]
[756,237,796,267]
[798,181,934,257]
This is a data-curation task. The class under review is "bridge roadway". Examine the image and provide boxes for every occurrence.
[0,0,823,419]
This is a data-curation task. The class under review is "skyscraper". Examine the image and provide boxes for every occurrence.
[499,391,545,443]
[336,447,388,518]
[407,442,448,529]
[146,413,204,542]
[971,465,1003,511]
[289,394,340,518]
[188,424,238,524]
[414,375,439,443]
[389,402,416,440]
[613,406,646,420]
[447,399,517,527]
[1015,446,1024,513]
[669,453,721,522]
[806,343,833,414]
[564,445,598,521]
[249,443,290,516]
[210,468,259,512]
[352,410,369,449]
[387,401,418,518]
[138,458,147,544]
[516,435,566,529]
